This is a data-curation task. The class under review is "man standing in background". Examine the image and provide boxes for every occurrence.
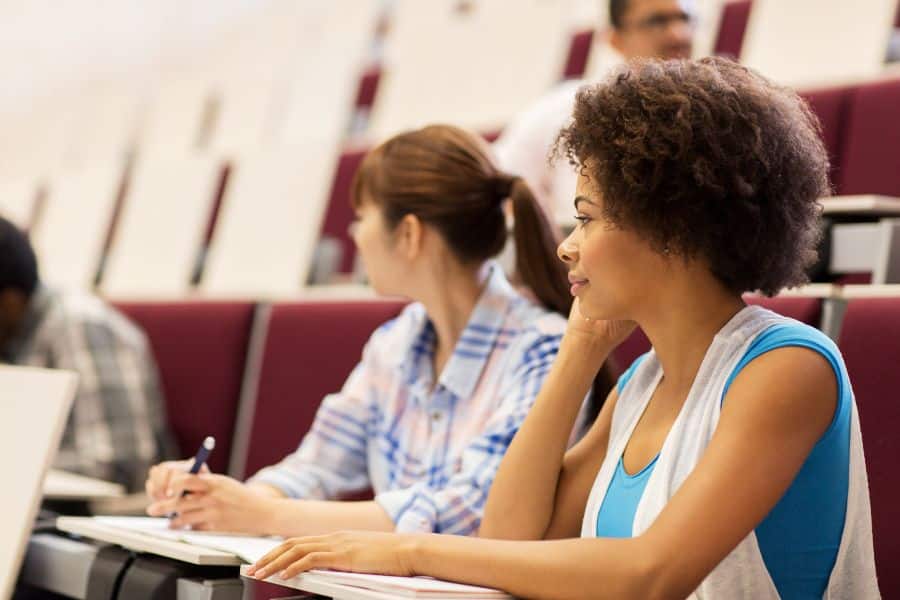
[494,0,696,223]
[0,216,174,492]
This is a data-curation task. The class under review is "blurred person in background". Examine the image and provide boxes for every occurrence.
[145,124,615,538]
[0,216,174,492]
[495,0,696,223]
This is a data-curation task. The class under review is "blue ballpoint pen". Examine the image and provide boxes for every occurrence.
[186,436,215,478]
[169,436,215,519]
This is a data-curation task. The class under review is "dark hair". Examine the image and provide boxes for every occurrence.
[351,124,571,315]
[555,57,829,296]
[0,216,39,297]
[609,0,630,29]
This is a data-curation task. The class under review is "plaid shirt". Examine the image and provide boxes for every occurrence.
[250,264,568,535]
[0,286,173,492]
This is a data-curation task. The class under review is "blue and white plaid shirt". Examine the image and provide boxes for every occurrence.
[250,264,569,535]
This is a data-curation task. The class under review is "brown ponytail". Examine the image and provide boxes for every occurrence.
[504,176,571,316]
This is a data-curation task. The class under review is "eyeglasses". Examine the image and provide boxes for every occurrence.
[622,11,695,34]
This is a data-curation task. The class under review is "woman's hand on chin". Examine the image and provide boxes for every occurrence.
[565,297,636,352]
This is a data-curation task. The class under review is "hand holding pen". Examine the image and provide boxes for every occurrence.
[144,433,275,533]
[145,436,215,511]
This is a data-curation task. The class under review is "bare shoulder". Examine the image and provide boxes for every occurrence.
[721,345,839,443]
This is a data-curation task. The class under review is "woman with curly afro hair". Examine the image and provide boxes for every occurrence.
[249,58,879,600]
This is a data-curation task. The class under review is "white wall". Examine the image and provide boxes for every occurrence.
[0,0,261,118]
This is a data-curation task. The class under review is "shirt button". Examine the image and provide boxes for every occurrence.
[431,412,442,422]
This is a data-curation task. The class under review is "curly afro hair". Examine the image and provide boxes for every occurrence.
[554,57,829,296]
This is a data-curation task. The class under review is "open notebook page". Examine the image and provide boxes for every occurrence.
[93,516,282,563]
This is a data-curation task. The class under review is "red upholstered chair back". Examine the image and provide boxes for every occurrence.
[610,328,651,379]
[744,295,823,326]
[839,77,900,197]
[838,298,900,597]
[799,85,854,192]
[355,66,381,110]
[321,148,368,274]
[112,301,256,474]
[562,29,595,80]
[713,0,753,59]
[241,299,406,479]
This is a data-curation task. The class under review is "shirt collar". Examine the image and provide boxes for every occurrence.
[397,262,521,400]
[0,284,53,363]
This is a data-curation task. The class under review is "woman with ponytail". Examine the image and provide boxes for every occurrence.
[143,124,612,538]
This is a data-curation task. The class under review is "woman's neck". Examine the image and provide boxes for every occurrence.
[418,261,489,381]
[637,272,746,393]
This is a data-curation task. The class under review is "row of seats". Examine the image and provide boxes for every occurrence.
[1,0,747,178]
[5,0,898,176]
[0,0,755,186]
[736,0,899,89]
[0,0,381,178]
[0,149,339,296]
[112,298,405,477]
[0,0,586,181]
[713,0,900,197]
[802,77,900,197]
[323,72,900,275]
[0,1,896,292]
[111,292,897,596]
[1,70,895,295]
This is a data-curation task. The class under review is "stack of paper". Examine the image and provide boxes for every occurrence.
[305,571,512,599]
[245,566,513,600]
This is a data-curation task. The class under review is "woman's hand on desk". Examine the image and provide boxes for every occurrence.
[247,531,417,580]
[145,459,209,500]
[145,473,276,534]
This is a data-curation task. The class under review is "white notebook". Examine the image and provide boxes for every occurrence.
[245,566,512,600]
[92,517,283,563]
[57,516,281,565]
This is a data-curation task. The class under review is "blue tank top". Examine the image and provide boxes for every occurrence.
[595,323,851,599]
